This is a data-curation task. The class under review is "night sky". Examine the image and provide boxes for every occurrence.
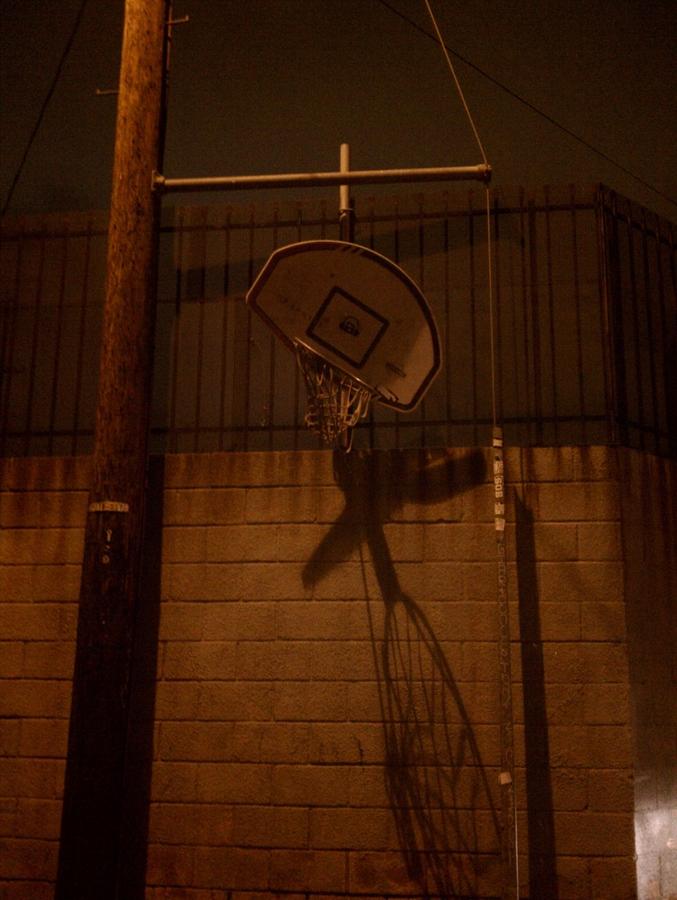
[1,0,675,221]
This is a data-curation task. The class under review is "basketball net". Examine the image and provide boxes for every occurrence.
[295,340,373,450]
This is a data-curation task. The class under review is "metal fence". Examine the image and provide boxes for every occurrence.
[1,185,675,457]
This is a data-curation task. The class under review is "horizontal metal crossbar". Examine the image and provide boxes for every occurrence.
[152,163,491,194]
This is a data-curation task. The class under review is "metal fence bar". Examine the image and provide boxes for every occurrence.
[570,185,587,446]
[1,187,674,458]
[655,211,676,455]
[543,187,559,444]
[23,233,47,455]
[218,210,232,451]
[0,226,23,456]
[71,220,92,456]
[528,199,544,445]
[168,208,184,452]
[625,200,646,450]
[640,207,660,455]
[47,231,68,454]
[595,190,618,446]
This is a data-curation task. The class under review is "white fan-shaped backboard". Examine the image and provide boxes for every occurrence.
[246,240,441,411]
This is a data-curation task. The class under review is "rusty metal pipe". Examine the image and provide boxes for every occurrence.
[153,162,491,194]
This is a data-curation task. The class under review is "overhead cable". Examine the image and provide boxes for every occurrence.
[2,0,90,217]
[377,0,676,210]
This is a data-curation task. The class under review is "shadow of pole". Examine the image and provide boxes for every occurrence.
[304,449,501,898]
[116,455,165,897]
[515,493,558,898]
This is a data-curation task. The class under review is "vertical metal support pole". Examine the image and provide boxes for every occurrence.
[339,142,355,242]
[494,426,519,900]
[56,1,169,897]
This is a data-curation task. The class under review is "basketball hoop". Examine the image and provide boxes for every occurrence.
[295,340,373,451]
[246,239,441,453]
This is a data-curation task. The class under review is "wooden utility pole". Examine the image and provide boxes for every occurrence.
[56,1,169,897]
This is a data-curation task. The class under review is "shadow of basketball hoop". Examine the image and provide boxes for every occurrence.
[302,449,501,898]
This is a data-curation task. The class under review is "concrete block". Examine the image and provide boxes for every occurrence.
[515,446,575,482]
[145,843,194,886]
[158,602,205,640]
[148,801,233,846]
[580,644,630,682]
[0,880,54,900]
[381,523,425,561]
[269,848,347,892]
[537,561,623,605]
[162,641,238,681]
[162,526,208,563]
[15,799,62,839]
[527,481,620,522]
[543,683,585,724]
[583,683,631,724]
[0,681,71,719]
[18,719,68,758]
[162,562,245,602]
[150,762,198,802]
[424,523,495,561]
[196,763,271,804]
[164,488,246,525]
[232,805,308,848]
[577,521,622,560]
[154,682,200,721]
[308,722,384,765]
[572,446,619,481]
[0,491,87,528]
[0,720,21,757]
[0,457,90,492]
[0,759,63,799]
[587,769,634,811]
[206,524,278,562]
[0,642,23,678]
[235,641,312,682]
[307,641,376,682]
[0,527,83,565]
[309,807,391,850]
[531,522,579,561]
[0,837,58,880]
[424,600,500,642]
[202,601,278,642]
[252,723,312,765]
[542,643,584,682]
[276,601,371,642]
[580,602,627,641]
[158,722,234,762]
[22,641,74,679]
[0,564,80,602]
[538,603,582,641]
[246,487,317,523]
[554,811,635,856]
[589,856,637,900]
[585,726,634,767]
[197,682,273,721]
[273,681,347,722]
[348,849,428,895]
[272,765,349,806]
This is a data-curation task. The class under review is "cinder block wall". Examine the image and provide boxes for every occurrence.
[1,447,674,899]
[0,457,88,898]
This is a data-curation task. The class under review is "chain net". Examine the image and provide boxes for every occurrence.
[295,341,373,448]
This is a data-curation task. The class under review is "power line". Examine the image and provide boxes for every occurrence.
[2,0,90,217]
[375,0,677,210]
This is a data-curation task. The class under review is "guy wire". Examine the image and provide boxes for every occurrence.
[423,3,518,898]
[422,0,496,425]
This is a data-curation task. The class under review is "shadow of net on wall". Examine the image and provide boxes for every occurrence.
[303,449,500,898]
